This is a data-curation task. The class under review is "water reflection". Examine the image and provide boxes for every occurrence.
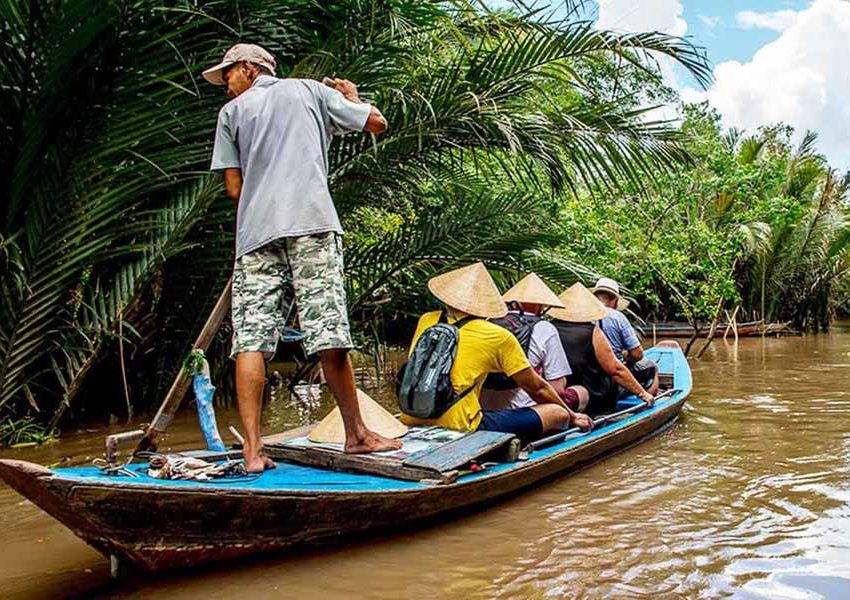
[2,331,850,599]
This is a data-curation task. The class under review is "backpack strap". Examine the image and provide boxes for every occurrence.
[438,309,477,329]
[456,381,477,401]
[453,315,477,329]
[436,309,478,400]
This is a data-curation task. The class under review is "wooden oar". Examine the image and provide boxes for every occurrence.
[129,277,233,455]
[525,388,681,453]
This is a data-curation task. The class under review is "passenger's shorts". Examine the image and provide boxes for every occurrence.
[618,358,658,398]
[479,407,542,441]
[231,233,352,357]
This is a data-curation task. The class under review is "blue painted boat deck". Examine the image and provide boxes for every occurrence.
[51,347,691,494]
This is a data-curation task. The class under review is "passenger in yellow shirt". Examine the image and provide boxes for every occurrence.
[400,263,592,439]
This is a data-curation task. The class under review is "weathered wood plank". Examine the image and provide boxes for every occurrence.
[179,449,242,462]
[403,431,515,472]
[264,444,457,484]
[261,424,317,446]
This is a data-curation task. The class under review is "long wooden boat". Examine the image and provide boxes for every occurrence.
[637,320,793,338]
[0,344,691,574]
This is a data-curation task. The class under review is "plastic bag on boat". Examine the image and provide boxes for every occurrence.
[186,350,226,452]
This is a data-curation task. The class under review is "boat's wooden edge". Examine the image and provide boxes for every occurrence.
[0,458,53,494]
[261,423,317,446]
[0,458,106,549]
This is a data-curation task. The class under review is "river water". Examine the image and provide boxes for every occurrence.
[2,330,850,599]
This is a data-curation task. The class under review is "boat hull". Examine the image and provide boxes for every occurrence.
[0,398,683,571]
[0,345,692,572]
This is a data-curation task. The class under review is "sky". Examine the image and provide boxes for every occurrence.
[497,0,850,170]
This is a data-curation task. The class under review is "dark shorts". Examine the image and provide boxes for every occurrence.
[618,358,658,398]
[479,407,542,440]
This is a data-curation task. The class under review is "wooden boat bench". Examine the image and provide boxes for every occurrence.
[263,427,520,484]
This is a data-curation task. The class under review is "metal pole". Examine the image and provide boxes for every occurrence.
[525,388,680,453]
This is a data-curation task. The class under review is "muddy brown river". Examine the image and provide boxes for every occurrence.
[2,329,850,599]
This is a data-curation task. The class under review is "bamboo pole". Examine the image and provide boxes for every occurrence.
[724,306,740,341]
[132,277,233,454]
[696,298,725,359]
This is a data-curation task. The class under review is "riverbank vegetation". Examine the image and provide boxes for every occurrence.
[0,0,847,437]
[562,104,850,333]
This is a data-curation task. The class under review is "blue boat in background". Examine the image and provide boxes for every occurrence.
[0,343,692,574]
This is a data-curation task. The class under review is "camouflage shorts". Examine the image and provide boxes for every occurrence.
[231,233,352,357]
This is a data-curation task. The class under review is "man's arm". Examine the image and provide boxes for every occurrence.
[511,368,592,430]
[548,376,567,396]
[328,78,387,134]
[619,313,643,362]
[624,345,644,362]
[593,328,653,404]
[223,168,242,204]
[512,368,565,408]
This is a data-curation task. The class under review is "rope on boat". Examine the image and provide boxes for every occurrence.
[93,456,141,478]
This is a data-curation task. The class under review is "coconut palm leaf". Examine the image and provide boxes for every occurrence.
[0,0,710,421]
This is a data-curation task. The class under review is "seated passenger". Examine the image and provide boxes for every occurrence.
[549,283,654,415]
[400,263,592,440]
[591,277,659,396]
[480,272,590,412]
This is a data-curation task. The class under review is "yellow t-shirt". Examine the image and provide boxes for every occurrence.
[400,310,531,431]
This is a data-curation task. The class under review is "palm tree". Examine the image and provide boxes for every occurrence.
[0,0,710,426]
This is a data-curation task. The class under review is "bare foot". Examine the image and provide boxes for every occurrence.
[244,450,276,473]
[258,451,276,470]
[344,430,403,454]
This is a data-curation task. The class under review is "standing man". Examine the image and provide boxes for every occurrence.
[591,277,659,397]
[203,43,401,471]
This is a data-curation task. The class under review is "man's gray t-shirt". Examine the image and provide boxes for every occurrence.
[210,76,372,257]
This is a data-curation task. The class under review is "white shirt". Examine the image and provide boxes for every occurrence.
[479,318,571,410]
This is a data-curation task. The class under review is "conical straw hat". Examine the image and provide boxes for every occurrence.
[502,273,565,308]
[548,282,608,322]
[427,262,508,319]
[308,389,408,444]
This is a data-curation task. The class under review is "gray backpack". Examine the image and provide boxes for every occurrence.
[397,312,477,419]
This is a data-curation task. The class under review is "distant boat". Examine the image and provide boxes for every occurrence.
[0,344,692,575]
[637,320,794,338]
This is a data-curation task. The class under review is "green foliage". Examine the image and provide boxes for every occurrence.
[0,0,709,424]
[0,417,55,448]
[560,102,850,329]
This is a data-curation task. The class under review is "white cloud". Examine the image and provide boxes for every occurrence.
[736,9,801,32]
[596,0,687,37]
[698,14,721,28]
[686,0,850,169]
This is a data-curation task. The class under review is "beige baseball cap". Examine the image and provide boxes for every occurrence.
[591,277,630,311]
[202,43,277,86]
